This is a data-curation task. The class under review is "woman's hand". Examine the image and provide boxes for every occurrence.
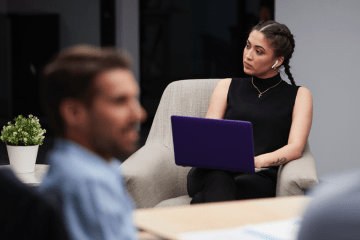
[254,156,263,168]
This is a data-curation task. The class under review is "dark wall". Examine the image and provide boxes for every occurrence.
[0,14,59,137]
[139,0,274,124]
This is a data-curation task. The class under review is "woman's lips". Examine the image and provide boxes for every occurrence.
[244,62,252,68]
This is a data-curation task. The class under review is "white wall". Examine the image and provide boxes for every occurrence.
[116,0,141,132]
[116,0,140,87]
[276,0,360,178]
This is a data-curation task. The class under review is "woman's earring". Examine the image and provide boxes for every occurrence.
[272,60,279,69]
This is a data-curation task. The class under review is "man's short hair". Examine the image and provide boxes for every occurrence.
[41,44,132,137]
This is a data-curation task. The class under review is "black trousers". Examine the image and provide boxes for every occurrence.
[187,167,278,204]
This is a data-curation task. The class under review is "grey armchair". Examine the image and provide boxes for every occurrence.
[121,79,318,209]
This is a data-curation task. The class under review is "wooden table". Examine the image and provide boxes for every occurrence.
[0,164,49,187]
[134,196,311,240]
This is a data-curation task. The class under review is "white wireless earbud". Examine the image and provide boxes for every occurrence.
[272,60,279,69]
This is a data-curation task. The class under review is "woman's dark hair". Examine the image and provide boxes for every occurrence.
[41,44,132,137]
[251,20,296,85]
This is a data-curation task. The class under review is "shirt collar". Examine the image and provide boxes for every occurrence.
[52,137,121,168]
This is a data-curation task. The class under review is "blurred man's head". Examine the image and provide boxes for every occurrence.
[42,44,147,161]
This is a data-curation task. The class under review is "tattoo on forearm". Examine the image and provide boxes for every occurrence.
[270,157,287,166]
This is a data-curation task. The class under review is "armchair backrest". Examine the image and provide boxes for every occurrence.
[146,79,221,151]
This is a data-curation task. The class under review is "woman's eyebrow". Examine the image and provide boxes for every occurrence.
[248,39,266,51]
[257,45,266,51]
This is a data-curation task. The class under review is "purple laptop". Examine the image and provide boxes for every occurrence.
[171,115,255,173]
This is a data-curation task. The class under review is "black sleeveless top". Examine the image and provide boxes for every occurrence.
[224,73,300,171]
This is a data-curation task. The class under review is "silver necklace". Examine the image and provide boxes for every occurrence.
[251,77,282,98]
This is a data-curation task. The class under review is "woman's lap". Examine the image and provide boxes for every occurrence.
[187,167,277,202]
[233,170,277,200]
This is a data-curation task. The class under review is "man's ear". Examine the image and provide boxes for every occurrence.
[59,98,87,128]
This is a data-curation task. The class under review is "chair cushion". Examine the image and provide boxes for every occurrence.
[154,195,192,208]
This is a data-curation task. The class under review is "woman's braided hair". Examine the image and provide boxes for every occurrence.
[252,20,296,85]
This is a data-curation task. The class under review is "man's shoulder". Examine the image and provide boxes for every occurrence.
[44,154,112,189]
[302,170,360,221]
[41,163,121,207]
[45,158,117,185]
[298,171,360,239]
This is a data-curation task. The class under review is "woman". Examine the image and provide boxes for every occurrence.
[187,20,313,204]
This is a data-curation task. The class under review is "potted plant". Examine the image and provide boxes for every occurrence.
[0,114,46,173]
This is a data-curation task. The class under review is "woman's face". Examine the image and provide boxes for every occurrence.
[243,30,280,78]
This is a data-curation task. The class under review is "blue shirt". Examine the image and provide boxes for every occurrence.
[297,170,360,240]
[40,138,137,240]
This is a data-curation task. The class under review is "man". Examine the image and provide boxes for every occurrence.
[0,167,69,240]
[297,170,360,240]
[40,44,147,240]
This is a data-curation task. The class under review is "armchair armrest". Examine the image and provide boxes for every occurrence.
[120,142,185,209]
[276,141,318,197]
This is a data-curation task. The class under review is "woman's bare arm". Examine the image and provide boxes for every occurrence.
[205,78,232,119]
[255,87,313,168]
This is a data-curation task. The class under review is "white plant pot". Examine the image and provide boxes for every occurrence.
[6,145,39,173]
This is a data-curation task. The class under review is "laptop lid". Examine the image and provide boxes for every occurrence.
[171,115,255,173]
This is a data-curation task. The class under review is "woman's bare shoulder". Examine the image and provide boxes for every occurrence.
[296,87,312,100]
[206,78,232,119]
[219,78,232,95]
[298,86,311,93]
[221,78,232,84]
[218,78,232,88]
